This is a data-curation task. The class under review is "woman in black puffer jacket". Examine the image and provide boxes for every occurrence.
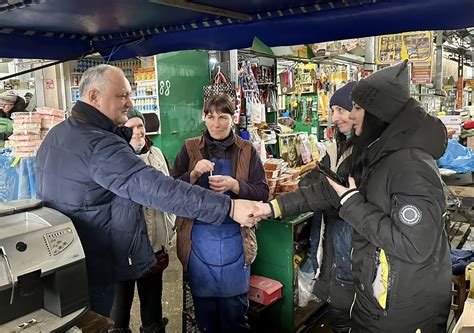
[327,61,451,332]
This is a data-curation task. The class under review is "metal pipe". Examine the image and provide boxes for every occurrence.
[434,30,444,93]
[0,36,147,81]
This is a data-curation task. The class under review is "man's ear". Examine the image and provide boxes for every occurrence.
[87,89,100,107]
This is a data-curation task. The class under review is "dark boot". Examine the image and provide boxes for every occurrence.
[140,318,168,333]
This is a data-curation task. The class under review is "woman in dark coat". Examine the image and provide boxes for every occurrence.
[327,61,451,332]
[256,61,451,332]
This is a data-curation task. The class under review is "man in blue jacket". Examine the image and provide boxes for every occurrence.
[36,64,258,317]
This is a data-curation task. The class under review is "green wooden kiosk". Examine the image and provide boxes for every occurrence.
[251,213,326,332]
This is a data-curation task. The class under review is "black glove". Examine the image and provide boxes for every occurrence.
[149,247,169,275]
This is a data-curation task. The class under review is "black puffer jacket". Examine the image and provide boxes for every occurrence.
[339,98,451,332]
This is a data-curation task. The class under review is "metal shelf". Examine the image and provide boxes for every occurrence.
[131,95,157,99]
[136,80,156,86]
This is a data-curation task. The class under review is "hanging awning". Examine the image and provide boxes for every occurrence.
[0,0,473,60]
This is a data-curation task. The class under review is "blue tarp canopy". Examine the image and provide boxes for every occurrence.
[0,0,473,60]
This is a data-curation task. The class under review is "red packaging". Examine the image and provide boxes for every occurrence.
[248,275,283,305]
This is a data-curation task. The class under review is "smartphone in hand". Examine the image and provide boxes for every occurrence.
[317,163,347,186]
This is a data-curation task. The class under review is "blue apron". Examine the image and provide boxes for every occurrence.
[188,158,250,297]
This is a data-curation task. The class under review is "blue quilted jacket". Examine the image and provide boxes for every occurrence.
[36,101,230,285]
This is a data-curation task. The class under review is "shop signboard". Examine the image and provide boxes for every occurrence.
[376,31,432,65]
[310,38,363,57]
[411,62,432,84]
[45,79,54,89]
[465,79,474,89]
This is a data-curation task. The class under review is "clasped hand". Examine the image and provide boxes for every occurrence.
[231,200,274,228]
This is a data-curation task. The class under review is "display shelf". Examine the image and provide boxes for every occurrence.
[251,213,326,332]
[131,95,157,99]
[136,79,156,86]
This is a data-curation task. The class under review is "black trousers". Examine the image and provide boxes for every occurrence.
[110,271,163,329]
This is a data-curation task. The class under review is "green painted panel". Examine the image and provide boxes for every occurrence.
[252,213,313,333]
[151,50,209,166]
[253,220,294,332]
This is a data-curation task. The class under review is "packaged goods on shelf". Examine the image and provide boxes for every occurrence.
[37,107,66,118]
[11,112,41,135]
[37,107,65,135]
[133,67,156,82]
[9,113,42,156]
[8,109,65,157]
[265,169,281,179]
[264,158,285,171]
[263,158,303,197]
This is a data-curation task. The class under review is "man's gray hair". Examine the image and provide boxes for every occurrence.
[78,64,123,97]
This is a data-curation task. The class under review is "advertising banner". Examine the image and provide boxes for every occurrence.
[411,62,432,84]
[376,31,432,64]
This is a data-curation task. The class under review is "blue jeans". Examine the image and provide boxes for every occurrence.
[88,283,116,317]
[192,293,250,333]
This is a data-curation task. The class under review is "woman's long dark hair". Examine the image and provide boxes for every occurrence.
[349,112,389,190]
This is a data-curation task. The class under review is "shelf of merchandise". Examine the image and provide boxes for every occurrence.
[136,79,157,86]
[131,95,158,99]
[65,59,140,110]
[251,213,327,332]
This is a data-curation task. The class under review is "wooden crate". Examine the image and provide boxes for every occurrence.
[449,186,474,198]
[449,221,471,249]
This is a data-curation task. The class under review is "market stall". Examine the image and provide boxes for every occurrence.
[1,1,474,332]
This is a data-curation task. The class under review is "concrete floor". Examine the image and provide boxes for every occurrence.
[127,243,458,333]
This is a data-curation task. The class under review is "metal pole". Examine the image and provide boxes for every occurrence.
[364,37,376,73]
[434,30,444,93]
[456,50,464,110]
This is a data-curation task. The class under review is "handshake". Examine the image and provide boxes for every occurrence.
[230,199,275,228]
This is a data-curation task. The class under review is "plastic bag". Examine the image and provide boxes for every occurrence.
[298,133,313,164]
[17,157,36,200]
[0,152,18,202]
[437,139,474,173]
[0,152,36,202]
[296,256,320,307]
[247,96,264,123]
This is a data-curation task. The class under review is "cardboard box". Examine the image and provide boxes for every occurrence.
[449,186,474,198]
[439,115,462,126]
[443,172,474,186]
[248,275,283,305]
[446,125,462,135]
[454,298,474,333]
[467,136,474,150]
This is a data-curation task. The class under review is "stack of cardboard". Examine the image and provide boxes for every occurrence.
[438,115,462,139]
